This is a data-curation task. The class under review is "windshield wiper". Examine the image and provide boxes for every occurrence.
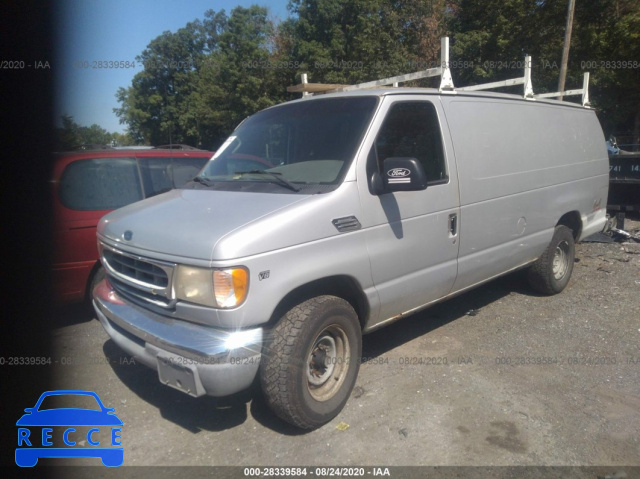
[234,170,300,192]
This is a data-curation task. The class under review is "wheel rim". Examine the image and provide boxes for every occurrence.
[306,324,350,402]
[552,240,570,280]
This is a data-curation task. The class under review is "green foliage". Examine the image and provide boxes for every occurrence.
[114,0,640,148]
[56,115,82,151]
[114,19,207,147]
[284,0,453,86]
[449,0,640,138]
[55,115,135,151]
[571,0,640,137]
[196,6,288,145]
[450,0,566,85]
[115,7,287,149]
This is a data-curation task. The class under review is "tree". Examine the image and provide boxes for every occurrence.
[449,0,566,87]
[448,0,640,139]
[55,114,82,151]
[113,1,639,147]
[115,20,207,146]
[115,7,286,149]
[78,123,113,146]
[571,0,640,139]
[111,132,136,147]
[197,6,287,145]
[283,0,453,86]
[55,115,119,150]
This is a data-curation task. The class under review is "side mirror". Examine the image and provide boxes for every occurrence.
[379,157,428,193]
[370,171,385,195]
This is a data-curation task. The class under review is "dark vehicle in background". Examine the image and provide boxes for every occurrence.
[52,147,214,305]
[607,135,640,216]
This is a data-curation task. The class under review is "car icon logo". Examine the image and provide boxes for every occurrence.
[15,390,123,467]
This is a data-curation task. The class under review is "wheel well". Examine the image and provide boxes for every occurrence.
[557,211,582,240]
[267,276,369,330]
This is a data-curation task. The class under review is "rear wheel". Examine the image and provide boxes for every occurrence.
[260,296,361,429]
[528,225,575,295]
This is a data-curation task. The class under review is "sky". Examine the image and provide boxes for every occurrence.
[54,0,290,134]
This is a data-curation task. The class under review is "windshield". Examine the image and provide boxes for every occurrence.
[194,96,379,193]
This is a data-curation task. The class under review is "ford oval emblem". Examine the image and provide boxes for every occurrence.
[123,230,133,241]
[387,168,411,178]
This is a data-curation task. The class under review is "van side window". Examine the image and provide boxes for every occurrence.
[59,157,143,210]
[374,101,447,184]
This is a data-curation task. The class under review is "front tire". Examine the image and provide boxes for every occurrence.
[528,225,575,295]
[260,296,362,430]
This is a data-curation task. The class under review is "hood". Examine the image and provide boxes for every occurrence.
[98,189,311,262]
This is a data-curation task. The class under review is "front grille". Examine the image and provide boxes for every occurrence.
[100,243,175,308]
[103,249,168,287]
[108,276,174,309]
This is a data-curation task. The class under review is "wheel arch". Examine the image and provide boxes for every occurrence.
[556,211,582,240]
[267,275,369,330]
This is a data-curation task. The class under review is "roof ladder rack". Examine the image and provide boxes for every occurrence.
[456,56,534,99]
[288,37,455,95]
[288,37,590,107]
[533,72,590,107]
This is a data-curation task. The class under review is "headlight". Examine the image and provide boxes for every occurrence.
[174,266,248,308]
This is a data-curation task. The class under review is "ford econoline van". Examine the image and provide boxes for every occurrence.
[92,88,608,429]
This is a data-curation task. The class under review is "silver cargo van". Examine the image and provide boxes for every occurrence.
[93,88,608,429]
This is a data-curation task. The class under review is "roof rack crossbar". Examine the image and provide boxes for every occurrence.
[289,37,455,96]
[533,72,590,106]
[456,76,525,92]
[456,55,534,99]
[337,67,443,92]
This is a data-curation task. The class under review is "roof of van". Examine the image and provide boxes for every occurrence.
[286,87,589,109]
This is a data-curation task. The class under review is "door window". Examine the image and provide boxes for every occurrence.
[373,101,447,184]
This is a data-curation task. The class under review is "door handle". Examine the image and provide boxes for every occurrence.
[449,213,458,236]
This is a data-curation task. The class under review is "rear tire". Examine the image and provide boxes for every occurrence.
[528,225,575,295]
[260,296,361,430]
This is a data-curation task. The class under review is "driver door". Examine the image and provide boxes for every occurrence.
[357,97,460,329]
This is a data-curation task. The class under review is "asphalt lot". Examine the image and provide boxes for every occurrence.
[11,218,640,474]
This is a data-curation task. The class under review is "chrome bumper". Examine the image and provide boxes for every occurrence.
[92,278,262,397]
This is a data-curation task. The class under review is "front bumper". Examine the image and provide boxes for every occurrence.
[92,278,262,397]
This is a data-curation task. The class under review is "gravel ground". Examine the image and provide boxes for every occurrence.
[5,217,640,476]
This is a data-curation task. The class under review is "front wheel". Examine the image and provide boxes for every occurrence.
[260,296,362,429]
[528,225,575,295]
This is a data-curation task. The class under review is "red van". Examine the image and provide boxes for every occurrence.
[52,147,214,305]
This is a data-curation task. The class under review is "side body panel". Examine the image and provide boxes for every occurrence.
[441,97,609,292]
